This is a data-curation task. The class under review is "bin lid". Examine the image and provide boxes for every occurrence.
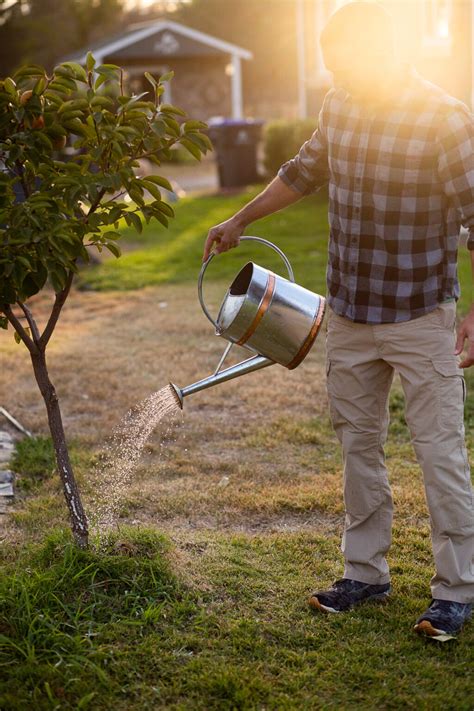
[207,116,265,127]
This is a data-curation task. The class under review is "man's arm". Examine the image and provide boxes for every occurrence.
[437,104,474,367]
[202,176,303,262]
[202,101,330,262]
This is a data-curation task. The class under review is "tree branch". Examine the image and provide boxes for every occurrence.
[85,187,107,219]
[1,303,39,355]
[14,159,30,200]
[17,301,41,343]
[39,270,74,348]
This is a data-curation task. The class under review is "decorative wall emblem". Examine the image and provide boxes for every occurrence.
[153,32,180,55]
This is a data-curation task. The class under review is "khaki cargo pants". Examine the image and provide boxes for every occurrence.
[325,302,474,603]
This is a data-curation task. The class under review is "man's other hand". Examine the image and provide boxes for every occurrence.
[202,217,245,262]
[455,310,474,368]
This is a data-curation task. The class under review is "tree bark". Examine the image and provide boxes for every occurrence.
[30,349,89,548]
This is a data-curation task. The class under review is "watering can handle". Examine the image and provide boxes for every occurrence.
[198,235,295,329]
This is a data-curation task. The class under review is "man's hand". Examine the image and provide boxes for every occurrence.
[455,309,474,368]
[202,216,246,262]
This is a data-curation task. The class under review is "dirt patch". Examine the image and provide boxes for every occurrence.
[128,509,343,535]
[0,282,333,538]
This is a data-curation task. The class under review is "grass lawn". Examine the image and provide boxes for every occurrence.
[1,185,473,710]
[78,187,331,296]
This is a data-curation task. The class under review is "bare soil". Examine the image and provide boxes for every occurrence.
[0,282,337,536]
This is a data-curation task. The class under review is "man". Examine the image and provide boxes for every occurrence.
[202,1,474,640]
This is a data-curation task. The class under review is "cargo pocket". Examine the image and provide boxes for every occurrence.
[430,359,466,429]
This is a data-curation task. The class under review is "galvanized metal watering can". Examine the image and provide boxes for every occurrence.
[170,236,326,408]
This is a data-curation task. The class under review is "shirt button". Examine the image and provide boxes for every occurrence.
[350,266,356,274]
[351,237,357,244]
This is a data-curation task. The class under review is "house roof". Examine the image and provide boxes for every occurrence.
[63,19,253,64]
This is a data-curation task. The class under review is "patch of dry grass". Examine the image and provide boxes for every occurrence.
[1,278,448,545]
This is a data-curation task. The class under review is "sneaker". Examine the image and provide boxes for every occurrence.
[414,600,472,642]
[308,578,391,613]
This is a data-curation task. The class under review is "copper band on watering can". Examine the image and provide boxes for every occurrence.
[286,297,326,370]
[236,272,276,346]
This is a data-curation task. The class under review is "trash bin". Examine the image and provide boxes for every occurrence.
[207,118,265,188]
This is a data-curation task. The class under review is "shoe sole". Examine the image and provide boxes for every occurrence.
[308,591,390,613]
[414,620,457,642]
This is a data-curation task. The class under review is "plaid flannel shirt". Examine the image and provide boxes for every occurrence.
[277,65,474,323]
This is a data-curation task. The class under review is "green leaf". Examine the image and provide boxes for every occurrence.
[144,174,173,192]
[0,316,8,330]
[159,71,174,83]
[33,76,47,95]
[183,132,210,153]
[161,115,181,137]
[90,95,114,109]
[141,180,162,201]
[61,62,88,83]
[14,330,21,344]
[187,131,213,151]
[144,72,158,88]
[180,137,202,161]
[20,274,41,299]
[49,265,68,292]
[17,256,32,269]
[49,76,77,92]
[108,206,123,224]
[13,65,46,80]
[183,119,208,131]
[30,264,48,289]
[158,201,174,218]
[86,52,96,73]
[105,242,121,258]
[150,119,167,137]
[58,99,89,114]
[160,103,187,117]
[3,77,16,96]
[126,211,142,234]
[153,211,168,228]
[96,63,121,72]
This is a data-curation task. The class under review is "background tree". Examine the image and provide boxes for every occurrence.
[0,0,125,75]
[0,55,211,547]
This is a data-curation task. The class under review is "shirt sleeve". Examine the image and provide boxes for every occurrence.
[277,95,330,196]
[437,104,474,242]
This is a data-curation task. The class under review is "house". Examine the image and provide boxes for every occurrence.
[63,19,253,121]
[64,2,473,123]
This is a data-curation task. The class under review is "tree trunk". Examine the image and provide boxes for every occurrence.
[30,349,89,548]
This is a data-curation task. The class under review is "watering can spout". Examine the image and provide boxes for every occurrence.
[169,352,274,409]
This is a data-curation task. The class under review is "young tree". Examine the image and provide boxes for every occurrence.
[0,55,211,547]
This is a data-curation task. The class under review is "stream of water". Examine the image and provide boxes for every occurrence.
[90,384,181,529]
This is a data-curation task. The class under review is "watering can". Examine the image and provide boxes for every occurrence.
[169,236,326,408]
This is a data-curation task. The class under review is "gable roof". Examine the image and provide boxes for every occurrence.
[64,19,253,64]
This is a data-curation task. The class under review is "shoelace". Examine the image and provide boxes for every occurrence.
[326,579,366,607]
[333,578,365,592]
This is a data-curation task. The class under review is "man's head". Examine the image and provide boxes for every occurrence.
[321,1,400,102]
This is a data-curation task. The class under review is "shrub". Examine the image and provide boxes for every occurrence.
[262,118,318,177]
